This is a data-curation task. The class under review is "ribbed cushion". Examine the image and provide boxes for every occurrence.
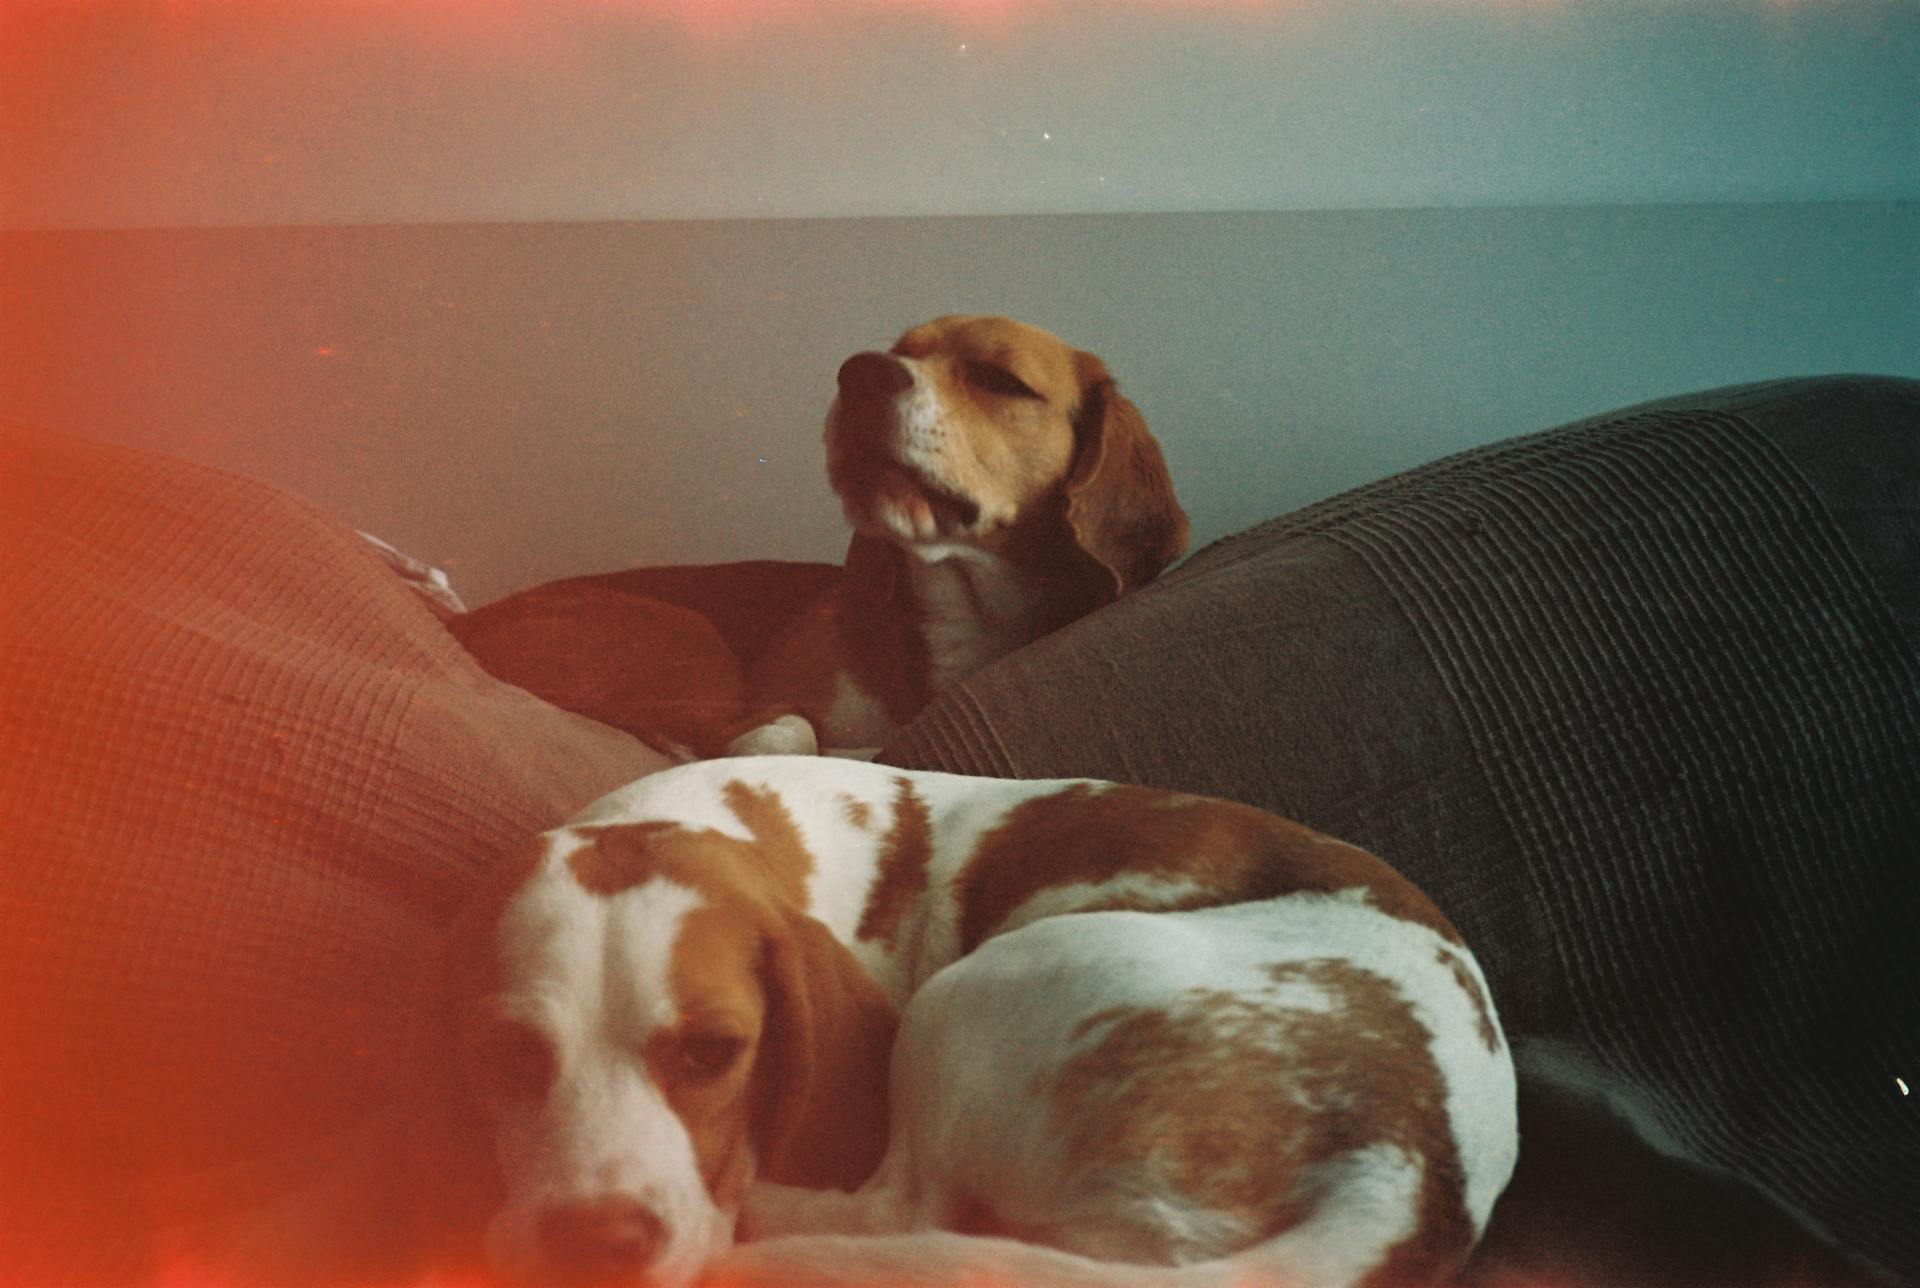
[882,375,1920,1282]
[0,421,669,1278]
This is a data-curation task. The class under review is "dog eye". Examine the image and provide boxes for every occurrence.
[674,1029,747,1083]
[964,361,1040,400]
[464,1018,556,1104]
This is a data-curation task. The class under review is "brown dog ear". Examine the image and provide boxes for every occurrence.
[751,910,897,1192]
[394,844,547,1274]
[1065,351,1190,603]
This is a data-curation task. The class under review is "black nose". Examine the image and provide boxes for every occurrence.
[538,1196,666,1281]
[837,351,912,402]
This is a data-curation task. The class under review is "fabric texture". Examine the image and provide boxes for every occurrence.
[0,421,669,1278]
[881,375,1920,1282]
[6,376,1916,1282]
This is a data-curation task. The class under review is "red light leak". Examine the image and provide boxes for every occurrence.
[45,1258,1868,1288]
[0,0,1325,103]
[62,0,1327,44]
[138,1248,505,1288]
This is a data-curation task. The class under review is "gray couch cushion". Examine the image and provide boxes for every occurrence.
[882,375,1920,1283]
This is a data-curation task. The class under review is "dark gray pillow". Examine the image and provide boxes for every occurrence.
[882,375,1920,1285]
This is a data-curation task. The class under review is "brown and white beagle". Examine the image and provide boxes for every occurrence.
[438,757,1519,1288]
[740,315,1187,755]
[451,316,1187,759]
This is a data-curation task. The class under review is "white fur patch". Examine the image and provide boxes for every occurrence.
[485,869,731,1288]
[980,871,1216,941]
[1261,1142,1425,1288]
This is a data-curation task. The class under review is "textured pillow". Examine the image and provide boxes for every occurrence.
[882,375,1920,1285]
[0,421,670,1280]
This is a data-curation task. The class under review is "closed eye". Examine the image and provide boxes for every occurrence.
[963,361,1041,400]
[672,1027,748,1084]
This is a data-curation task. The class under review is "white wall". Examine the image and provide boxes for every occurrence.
[4,0,1915,228]
[3,1,1915,605]
[7,205,1916,604]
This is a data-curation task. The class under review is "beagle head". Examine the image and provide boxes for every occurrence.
[438,793,895,1287]
[825,314,1189,599]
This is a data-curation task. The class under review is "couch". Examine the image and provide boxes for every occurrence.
[3,375,1914,1286]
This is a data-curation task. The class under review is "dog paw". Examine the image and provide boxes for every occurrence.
[725,713,820,757]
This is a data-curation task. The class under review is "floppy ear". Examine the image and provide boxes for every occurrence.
[1065,351,1190,602]
[394,846,545,1272]
[751,909,897,1192]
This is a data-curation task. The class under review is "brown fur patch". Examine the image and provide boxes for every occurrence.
[752,914,898,1192]
[652,898,772,1212]
[955,785,1462,953]
[719,780,815,906]
[1063,352,1189,600]
[855,777,934,952]
[840,793,874,831]
[1438,948,1502,1053]
[567,820,682,895]
[567,780,814,910]
[1046,961,1474,1281]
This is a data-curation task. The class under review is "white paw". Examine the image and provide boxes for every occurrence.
[724,714,820,757]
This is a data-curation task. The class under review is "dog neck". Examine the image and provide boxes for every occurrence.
[789,520,1112,751]
[899,542,1047,695]
[896,495,1112,696]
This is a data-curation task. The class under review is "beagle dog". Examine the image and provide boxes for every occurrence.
[438,757,1518,1288]
[740,315,1188,755]
[450,316,1187,760]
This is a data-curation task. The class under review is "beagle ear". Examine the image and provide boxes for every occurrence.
[751,909,897,1192]
[400,847,544,1267]
[1065,351,1190,603]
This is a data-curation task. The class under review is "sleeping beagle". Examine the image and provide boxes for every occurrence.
[449,316,1187,759]
[739,315,1189,755]
[438,757,1518,1288]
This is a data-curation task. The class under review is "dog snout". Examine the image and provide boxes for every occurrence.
[537,1196,667,1282]
[837,351,913,403]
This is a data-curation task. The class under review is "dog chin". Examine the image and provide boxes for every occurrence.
[839,471,984,546]
[484,1201,733,1288]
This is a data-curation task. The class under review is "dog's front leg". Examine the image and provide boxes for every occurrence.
[739,1152,920,1241]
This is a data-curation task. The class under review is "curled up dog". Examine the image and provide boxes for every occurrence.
[435,756,1519,1288]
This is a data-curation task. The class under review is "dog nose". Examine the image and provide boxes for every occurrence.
[837,351,912,402]
[537,1196,666,1281]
